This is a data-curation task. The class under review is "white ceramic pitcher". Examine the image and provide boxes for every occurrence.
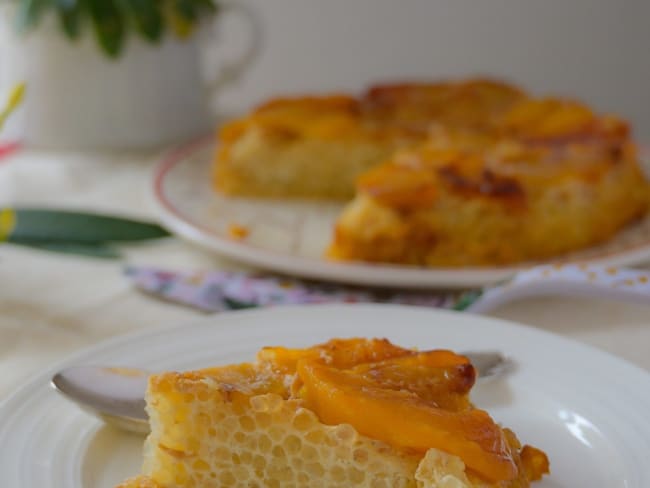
[0,2,262,150]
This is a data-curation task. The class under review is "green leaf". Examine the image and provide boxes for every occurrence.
[56,0,76,9]
[120,0,164,43]
[15,0,50,31]
[164,1,192,38]
[166,0,216,38]
[87,0,125,58]
[172,0,198,22]
[193,0,218,15]
[452,290,483,311]
[56,0,83,39]
[5,208,170,244]
[14,0,218,58]
[224,298,258,310]
[10,240,121,259]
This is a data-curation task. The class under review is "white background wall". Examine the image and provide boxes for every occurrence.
[2,0,649,141]
[219,0,650,141]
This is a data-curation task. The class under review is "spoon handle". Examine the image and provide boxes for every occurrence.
[465,264,650,313]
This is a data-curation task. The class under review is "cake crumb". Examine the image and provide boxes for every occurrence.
[228,223,250,240]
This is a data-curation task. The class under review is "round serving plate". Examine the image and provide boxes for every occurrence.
[1,304,649,487]
[152,138,650,288]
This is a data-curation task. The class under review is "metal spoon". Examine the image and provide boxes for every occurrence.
[51,351,511,434]
[51,366,150,434]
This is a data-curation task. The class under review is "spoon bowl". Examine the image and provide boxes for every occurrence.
[51,366,150,433]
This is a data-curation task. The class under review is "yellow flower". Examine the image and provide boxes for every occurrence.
[163,4,194,39]
[0,208,16,242]
[0,83,26,130]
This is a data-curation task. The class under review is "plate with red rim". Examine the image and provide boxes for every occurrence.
[151,138,650,289]
[1,305,650,487]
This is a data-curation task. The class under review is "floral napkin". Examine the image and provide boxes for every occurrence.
[125,264,650,314]
[125,267,465,312]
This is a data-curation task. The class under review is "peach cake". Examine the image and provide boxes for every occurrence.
[213,79,649,266]
[116,338,549,487]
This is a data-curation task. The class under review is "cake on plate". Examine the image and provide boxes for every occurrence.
[213,78,649,267]
[116,338,549,487]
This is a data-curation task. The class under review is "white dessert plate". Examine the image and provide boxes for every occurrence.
[1,304,649,487]
[151,138,650,289]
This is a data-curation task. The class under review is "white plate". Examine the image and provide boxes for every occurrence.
[1,304,649,487]
[152,138,650,289]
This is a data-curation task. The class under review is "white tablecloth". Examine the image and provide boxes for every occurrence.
[1,149,649,398]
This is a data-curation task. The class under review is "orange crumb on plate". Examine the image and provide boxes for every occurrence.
[227,223,249,240]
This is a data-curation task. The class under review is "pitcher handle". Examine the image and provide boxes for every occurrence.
[204,1,264,97]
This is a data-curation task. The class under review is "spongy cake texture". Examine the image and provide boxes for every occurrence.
[116,339,549,488]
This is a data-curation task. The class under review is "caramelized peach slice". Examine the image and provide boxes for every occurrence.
[257,338,412,374]
[297,360,517,483]
[357,163,438,210]
[348,350,476,410]
[498,98,595,141]
[520,445,550,481]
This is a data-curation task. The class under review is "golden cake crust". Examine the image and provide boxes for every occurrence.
[362,78,526,131]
